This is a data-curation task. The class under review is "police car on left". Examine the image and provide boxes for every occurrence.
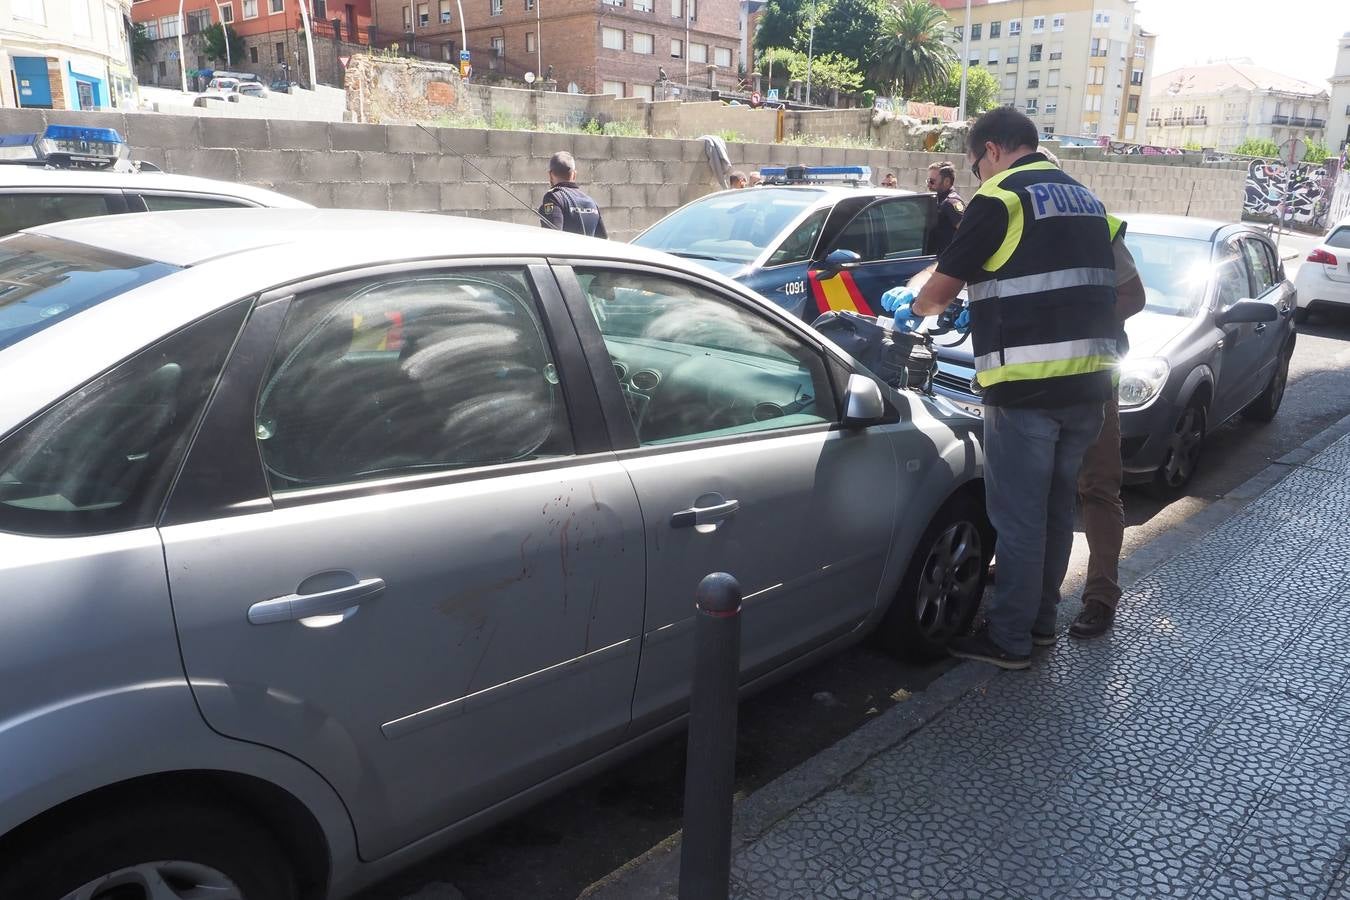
[0,125,309,236]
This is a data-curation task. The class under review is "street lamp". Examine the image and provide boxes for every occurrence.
[295,0,317,89]
[956,0,971,120]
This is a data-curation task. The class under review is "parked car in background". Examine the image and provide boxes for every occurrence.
[205,76,242,96]
[236,82,269,99]
[0,208,988,899]
[0,125,309,236]
[931,214,1297,494]
[632,167,941,321]
[1293,215,1350,322]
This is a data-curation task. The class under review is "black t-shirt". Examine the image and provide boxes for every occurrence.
[929,189,966,253]
[935,190,1008,283]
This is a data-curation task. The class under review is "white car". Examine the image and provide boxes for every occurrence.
[1293,216,1350,322]
[0,165,310,236]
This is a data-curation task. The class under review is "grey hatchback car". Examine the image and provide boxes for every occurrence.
[0,209,987,899]
[932,214,1297,493]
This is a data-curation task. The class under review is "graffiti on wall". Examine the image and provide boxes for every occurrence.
[1242,157,1338,230]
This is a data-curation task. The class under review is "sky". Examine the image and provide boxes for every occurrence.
[1136,0,1350,88]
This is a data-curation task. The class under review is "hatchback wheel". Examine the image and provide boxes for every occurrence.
[1153,400,1206,496]
[876,495,990,659]
[0,803,297,900]
[1244,349,1291,423]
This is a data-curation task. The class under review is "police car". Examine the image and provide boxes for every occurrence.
[631,165,942,321]
[0,125,308,237]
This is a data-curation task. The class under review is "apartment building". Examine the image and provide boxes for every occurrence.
[130,0,373,88]
[1328,31,1350,153]
[1144,62,1330,153]
[371,0,743,97]
[2,0,136,108]
[937,0,1156,141]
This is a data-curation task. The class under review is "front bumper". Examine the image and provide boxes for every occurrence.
[930,361,1176,486]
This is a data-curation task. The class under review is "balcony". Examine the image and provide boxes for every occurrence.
[1271,114,1310,127]
[1164,116,1183,125]
[1310,118,1326,128]
[1184,115,1207,125]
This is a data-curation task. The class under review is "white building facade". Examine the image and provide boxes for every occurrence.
[1328,32,1350,153]
[1,0,136,110]
[1145,62,1329,153]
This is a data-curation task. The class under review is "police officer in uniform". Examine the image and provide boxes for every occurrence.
[882,108,1124,669]
[539,151,608,238]
[926,161,965,252]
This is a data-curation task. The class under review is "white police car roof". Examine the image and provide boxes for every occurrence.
[0,164,311,209]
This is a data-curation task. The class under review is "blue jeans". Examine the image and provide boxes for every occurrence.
[983,402,1106,655]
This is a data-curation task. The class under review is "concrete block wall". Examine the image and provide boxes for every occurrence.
[0,108,1248,240]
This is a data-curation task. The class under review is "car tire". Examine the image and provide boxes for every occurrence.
[0,801,298,900]
[1243,347,1292,423]
[1293,307,1310,324]
[875,493,991,660]
[1151,398,1206,497]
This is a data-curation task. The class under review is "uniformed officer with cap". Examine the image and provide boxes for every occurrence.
[539,151,608,238]
[926,161,965,252]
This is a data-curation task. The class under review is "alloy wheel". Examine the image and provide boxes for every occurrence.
[1161,404,1205,489]
[913,521,984,642]
[62,861,244,900]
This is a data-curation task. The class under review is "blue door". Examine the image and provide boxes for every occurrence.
[808,196,938,318]
[12,57,53,108]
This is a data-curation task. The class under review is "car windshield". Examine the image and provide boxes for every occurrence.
[0,234,179,352]
[1122,232,1213,318]
[633,188,825,265]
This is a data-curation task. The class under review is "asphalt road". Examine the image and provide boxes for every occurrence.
[361,231,1350,900]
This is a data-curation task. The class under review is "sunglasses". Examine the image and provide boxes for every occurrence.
[970,149,988,181]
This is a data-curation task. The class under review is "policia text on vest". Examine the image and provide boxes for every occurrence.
[539,150,609,239]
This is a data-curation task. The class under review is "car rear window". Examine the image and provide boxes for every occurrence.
[0,192,118,237]
[1326,227,1350,250]
[0,233,179,352]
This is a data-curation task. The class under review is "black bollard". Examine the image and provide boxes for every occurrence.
[678,572,743,900]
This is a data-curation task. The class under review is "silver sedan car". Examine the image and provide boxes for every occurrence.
[0,209,987,899]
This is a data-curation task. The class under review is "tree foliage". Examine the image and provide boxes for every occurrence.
[201,23,246,65]
[870,0,958,100]
[1303,138,1330,163]
[756,0,885,83]
[1233,137,1280,159]
[912,60,999,113]
[132,24,155,64]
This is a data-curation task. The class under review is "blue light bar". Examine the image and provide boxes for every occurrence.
[758,164,872,185]
[0,124,128,168]
[42,124,126,145]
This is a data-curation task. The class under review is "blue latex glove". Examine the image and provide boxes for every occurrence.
[954,308,971,334]
[880,286,916,313]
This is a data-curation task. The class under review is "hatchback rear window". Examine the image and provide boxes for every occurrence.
[1326,227,1350,250]
[0,233,178,352]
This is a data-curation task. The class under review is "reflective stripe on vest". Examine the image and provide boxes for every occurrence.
[967,266,1116,302]
[975,337,1122,373]
[977,353,1120,388]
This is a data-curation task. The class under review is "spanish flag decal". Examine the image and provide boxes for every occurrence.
[809,269,874,316]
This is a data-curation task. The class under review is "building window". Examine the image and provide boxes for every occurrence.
[219,3,232,21]
[670,38,682,57]
[1124,123,1135,139]
[489,0,501,14]
[1025,98,1038,112]
[671,0,680,16]
[1029,43,1042,62]
[1135,38,1145,58]
[1007,54,1017,64]
[689,42,706,63]
[526,31,535,51]
[1090,37,1105,57]
[1045,102,1056,115]
[442,42,454,59]
[243,0,257,17]
[602,26,623,50]
[1049,42,1062,60]
[1093,11,1110,25]
[249,45,258,62]
[989,20,1000,38]
[269,0,282,12]
[1027,75,1039,89]
[440,0,451,20]
[1131,68,1143,86]
[158,60,167,77]
[969,53,980,66]
[634,0,651,9]
[1052,14,1063,31]
[1047,68,1059,87]
[633,32,653,54]
[12,0,46,23]
[633,83,653,100]
[275,40,284,61]
[602,80,623,96]
[1128,95,1140,114]
[402,4,410,26]
[952,25,962,41]
[1031,16,1044,32]
[603,0,624,6]
[1008,18,1020,35]
[970,22,981,40]
[987,48,999,65]
[486,35,501,55]
[185,9,210,32]
[144,19,159,37]
[1003,72,1015,90]
[714,46,731,67]
[417,2,428,26]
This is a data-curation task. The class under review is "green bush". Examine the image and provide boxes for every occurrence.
[1233,137,1280,159]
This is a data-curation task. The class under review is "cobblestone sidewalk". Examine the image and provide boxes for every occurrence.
[730,432,1350,900]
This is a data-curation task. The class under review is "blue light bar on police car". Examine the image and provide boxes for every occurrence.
[758,164,872,186]
[0,125,128,168]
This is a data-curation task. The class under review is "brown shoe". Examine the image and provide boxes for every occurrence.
[1070,599,1115,639]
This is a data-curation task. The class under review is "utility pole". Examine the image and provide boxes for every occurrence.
[956,0,971,119]
[296,0,317,88]
[684,0,690,86]
[535,0,541,78]
[805,6,814,106]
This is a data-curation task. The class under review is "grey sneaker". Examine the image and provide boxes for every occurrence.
[1070,599,1115,639]
[948,625,1031,670]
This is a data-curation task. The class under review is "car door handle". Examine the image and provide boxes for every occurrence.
[248,577,385,625]
[671,498,740,529]
[1254,323,1268,333]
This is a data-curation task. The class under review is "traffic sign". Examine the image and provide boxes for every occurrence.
[459,50,471,61]
[460,61,472,78]
[338,55,350,68]
[751,91,761,106]
[766,88,779,101]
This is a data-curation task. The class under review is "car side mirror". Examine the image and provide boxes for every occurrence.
[1216,299,1277,327]
[842,373,886,427]
[816,249,861,280]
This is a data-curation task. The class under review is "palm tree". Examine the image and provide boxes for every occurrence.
[871,0,958,100]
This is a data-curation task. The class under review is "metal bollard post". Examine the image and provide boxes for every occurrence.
[678,572,743,900]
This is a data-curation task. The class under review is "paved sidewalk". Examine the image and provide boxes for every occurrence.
[729,431,1350,900]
